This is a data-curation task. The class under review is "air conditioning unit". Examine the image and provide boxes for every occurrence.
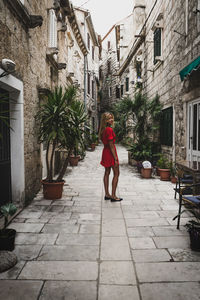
[155,56,164,62]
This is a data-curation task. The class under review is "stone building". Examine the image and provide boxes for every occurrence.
[0,0,100,208]
[101,0,200,163]
[74,7,100,132]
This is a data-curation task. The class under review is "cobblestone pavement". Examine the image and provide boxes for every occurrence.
[0,145,200,300]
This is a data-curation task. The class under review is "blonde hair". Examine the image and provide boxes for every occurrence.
[98,112,114,140]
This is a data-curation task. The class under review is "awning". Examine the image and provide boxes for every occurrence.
[179,56,200,81]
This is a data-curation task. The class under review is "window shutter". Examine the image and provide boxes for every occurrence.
[160,107,173,146]
[154,28,161,64]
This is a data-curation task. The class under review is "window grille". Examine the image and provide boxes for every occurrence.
[160,107,173,146]
[153,28,161,64]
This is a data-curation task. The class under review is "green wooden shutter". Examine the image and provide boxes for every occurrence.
[160,107,173,146]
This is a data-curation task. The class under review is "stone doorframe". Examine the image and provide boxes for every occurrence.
[0,68,25,206]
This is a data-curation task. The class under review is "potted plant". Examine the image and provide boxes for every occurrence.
[156,154,170,181]
[36,86,87,199]
[90,132,98,150]
[141,161,152,179]
[173,209,200,251]
[0,203,17,251]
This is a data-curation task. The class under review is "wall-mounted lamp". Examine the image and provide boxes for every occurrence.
[0,58,16,78]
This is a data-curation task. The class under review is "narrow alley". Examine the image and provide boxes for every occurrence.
[0,145,200,300]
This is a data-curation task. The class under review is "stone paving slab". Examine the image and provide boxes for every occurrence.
[79,224,100,234]
[14,245,42,260]
[140,282,200,300]
[136,262,200,282]
[132,249,171,262]
[125,217,170,227]
[19,261,98,280]
[42,223,79,234]
[101,236,131,260]
[8,223,44,233]
[100,261,136,285]
[152,226,187,236]
[39,281,97,300]
[0,280,43,300]
[99,285,140,300]
[56,233,100,245]
[153,236,190,249]
[102,219,127,236]
[129,237,156,249]
[38,245,99,261]
[15,233,58,245]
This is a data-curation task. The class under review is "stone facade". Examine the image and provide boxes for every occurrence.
[101,0,200,162]
[0,0,100,207]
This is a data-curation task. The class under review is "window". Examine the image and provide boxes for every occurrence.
[99,68,103,80]
[49,9,57,48]
[116,86,120,98]
[108,41,111,50]
[107,60,111,74]
[87,33,90,50]
[92,46,95,60]
[87,73,90,94]
[121,85,124,96]
[125,78,129,92]
[160,107,173,146]
[153,28,161,64]
[92,80,94,98]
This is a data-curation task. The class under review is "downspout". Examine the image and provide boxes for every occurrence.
[84,55,87,113]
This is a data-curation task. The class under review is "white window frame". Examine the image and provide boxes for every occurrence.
[49,9,57,48]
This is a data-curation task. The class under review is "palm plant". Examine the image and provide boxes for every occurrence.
[37,85,87,183]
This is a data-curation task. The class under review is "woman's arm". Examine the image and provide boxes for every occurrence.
[108,140,118,165]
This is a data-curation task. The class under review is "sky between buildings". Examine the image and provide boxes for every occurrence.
[72,0,133,38]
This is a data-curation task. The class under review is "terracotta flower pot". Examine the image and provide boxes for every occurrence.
[141,168,152,178]
[91,143,96,151]
[42,180,64,200]
[171,176,177,184]
[69,156,79,166]
[159,168,170,181]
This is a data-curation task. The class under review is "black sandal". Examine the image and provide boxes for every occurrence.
[110,197,123,202]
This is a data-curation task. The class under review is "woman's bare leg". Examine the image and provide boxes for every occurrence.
[111,164,120,199]
[104,167,111,197]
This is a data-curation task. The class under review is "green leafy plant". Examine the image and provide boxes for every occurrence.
[36,85,88,182]
[0,203,17,231]
[157,154,170,169]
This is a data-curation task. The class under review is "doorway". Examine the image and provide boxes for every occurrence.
[187,99,200,161]
[0,88,12,205]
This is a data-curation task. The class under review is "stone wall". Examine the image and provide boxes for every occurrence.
[0,0,49,203]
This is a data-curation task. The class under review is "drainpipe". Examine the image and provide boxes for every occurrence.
[84,55,87,113]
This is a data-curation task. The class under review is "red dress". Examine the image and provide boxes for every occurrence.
[100,127,119,167]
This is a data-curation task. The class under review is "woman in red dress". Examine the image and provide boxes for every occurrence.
[99,112,122,202]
